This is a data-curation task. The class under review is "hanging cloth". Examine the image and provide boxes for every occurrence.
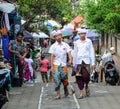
[1,13,7,36]
[4,13,10,31]
[2,35,10,61]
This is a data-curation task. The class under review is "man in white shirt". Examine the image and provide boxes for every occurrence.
[49,30,72,99]
[73,28,95,99]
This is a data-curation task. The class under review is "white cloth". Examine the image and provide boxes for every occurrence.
[25,58,33,74]
[51,30,62,37]
[49,41,72,66]
[5,13,10,31]
[73,38,95,66]
[101,52,112,67]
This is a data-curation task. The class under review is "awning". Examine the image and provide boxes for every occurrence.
[0,1,16,13]
[70,15,83,26]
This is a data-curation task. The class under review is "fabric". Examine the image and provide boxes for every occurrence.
[23,61,30,81]
[4,13,10,31]
[40,59,49,72]
[51,30,62,37]
[9,40,26,56]
[25,58,33,76]
[0,1,15,13]
[73,38,95,66]
[76,64,90,90]
[77,28,87,34]
[2,35,9,61]
[52,65,68,87]
[49,41,72,66]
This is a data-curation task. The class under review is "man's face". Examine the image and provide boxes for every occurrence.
[17,35,23,42]
[54,34,62,42]
[79,33,86,40]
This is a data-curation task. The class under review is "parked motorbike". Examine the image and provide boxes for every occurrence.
[100,51,119,85]
[104,61,119,85]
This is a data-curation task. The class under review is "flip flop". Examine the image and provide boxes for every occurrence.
[54,96,60,100]
[86,90,90,97]
[78,96,84,99]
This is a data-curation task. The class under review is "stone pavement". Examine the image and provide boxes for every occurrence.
[2,66,120,109]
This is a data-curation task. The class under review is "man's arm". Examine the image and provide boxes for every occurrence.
[22,47,28,59]
[67,51,72,66]
[8,45,19,55]
[50,53,54,72]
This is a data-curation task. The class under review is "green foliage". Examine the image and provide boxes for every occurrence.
[80,0,120,34]
[16,0,74,31]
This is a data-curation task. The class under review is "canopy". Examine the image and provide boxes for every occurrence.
[0,1,16,13]
[62,28,73,37]
[32,32,49,38]
[86,30,100,40]
[23,31,33,39]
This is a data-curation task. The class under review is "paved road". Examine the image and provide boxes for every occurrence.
[2,51,120,109]
[2,66,120,109]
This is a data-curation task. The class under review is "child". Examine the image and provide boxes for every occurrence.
[25,53,34,83]
[39,54,49,83]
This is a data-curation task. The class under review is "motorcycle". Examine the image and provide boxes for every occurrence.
[99,51,119,85]
[104,61,119,85]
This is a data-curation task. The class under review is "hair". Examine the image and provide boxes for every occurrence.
[26,53,30,58]
[41,54,45,60]
[16,31,24,37]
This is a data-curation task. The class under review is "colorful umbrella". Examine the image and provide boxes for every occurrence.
[44,20,62,31]
[62,28,73,37]
[32,32,49,38]
[86,30,100,40]
[0,1,16,13]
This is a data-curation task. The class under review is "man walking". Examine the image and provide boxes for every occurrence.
[73,28,95,99]
[49,30,72,99]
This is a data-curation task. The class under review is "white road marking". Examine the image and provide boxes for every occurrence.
[95,90,108,93]
[38,87,44,109]
[46,83,48,87]
[70,85,81,109]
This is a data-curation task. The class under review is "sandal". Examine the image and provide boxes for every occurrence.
[78,96,84,99]
[54,96,60,100]
[86,89,90,97]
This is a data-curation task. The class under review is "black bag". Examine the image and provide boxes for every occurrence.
[11,77,22,87]
[71,70,76,76]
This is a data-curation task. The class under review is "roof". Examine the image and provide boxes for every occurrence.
[70,15,83,26]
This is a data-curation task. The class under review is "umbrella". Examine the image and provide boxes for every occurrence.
[23,31,33,39]
[44,20,62,31]
[86,30,100,40]
[32,32,49,38]
[63,23,74,30]
[0,1,16,13]
[62,28,73,37]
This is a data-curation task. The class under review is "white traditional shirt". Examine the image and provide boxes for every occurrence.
[49,41,72,66]
[73,38,95,66]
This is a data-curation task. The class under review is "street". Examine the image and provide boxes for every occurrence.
[2,66,120,109]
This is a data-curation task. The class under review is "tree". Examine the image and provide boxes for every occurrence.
[12,0,74,31]
[79,0,120,34]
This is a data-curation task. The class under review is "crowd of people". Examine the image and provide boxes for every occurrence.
[7,28,96,100]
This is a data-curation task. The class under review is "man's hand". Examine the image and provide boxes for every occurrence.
[15,51,20,55]
[50,66,54,73]
[91,65,95,72]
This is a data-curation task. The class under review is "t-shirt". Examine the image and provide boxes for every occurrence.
[25,58,33,74]
[9,40,26,56]
[40,59,49,72]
